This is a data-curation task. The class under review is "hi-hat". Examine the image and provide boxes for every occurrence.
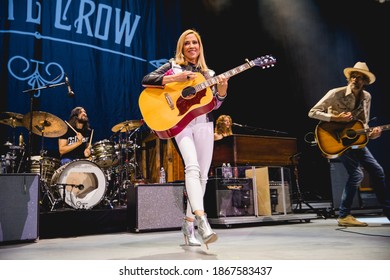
[9,145,24,150]
[3,141,13,146]
[111,120,143,132]
[23,111,67,138]
[0,112,24,128]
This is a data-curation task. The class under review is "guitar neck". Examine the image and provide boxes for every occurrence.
[193,56,275,93]
[358,124,390,135]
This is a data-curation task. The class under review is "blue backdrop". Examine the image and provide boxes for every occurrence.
[0,0,181,156]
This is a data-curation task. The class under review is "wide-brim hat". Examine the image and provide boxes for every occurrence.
[343,62,376,84]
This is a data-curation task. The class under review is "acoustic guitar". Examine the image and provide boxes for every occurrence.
[315,120,390,158]
[138,55,276,139]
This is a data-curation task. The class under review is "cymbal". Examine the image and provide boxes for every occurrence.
[0,112,24,127]
[3,141,13,146]
[23,111,67,138]
[9,145,24,150]
[111,120,143,132]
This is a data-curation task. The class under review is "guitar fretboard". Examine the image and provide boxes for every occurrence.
[193,55,276,93]
[358,124,390,134]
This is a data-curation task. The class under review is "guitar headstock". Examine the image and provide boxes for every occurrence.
[250,55,277,69]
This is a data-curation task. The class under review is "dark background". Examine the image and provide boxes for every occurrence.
[1,0,389,202]
[179,0,390,200]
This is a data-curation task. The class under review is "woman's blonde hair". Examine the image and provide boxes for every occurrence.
[174,29,209,72]
[215,115,233,136]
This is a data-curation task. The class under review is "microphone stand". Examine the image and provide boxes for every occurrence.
[22,81,68,168]
[290,153,325,219]
[233,123,288,136]
[22,79,68,210]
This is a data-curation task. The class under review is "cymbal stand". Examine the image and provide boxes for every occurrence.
[17,147,26,173]
[5,146,18,174]
[127,126,144,181]
[105,130,129,206]
[116,130,135,205]
[38,128,52,209]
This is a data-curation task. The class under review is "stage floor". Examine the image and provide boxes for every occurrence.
[1,215,389,260]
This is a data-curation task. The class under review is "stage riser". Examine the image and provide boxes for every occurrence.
[39,208,127,239]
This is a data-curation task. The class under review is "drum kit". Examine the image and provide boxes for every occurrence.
[1,111,144,211]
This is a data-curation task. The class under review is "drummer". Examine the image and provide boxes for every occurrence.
[58,107,92,165]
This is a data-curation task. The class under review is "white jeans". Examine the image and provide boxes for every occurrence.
[175,115,214,219]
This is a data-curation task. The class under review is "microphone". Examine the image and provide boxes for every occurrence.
[65,74,75,97]
[55,183,84,190]
[232,122,244,127]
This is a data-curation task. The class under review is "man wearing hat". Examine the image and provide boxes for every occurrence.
[308,62,390,226]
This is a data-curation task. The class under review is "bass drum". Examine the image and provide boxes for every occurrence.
[50,160,107,209]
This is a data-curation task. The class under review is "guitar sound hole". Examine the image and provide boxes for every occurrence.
[182,86,196,98]
[346,129,357,138]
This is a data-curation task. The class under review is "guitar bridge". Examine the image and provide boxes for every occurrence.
[164,92,174,110]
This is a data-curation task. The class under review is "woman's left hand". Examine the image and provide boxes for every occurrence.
[217,74,229,96]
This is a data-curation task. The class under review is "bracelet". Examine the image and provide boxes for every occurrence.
[216,92,227,100]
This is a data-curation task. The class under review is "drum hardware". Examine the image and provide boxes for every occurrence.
[0,143,25,174]
[40,183,65,211]
[16,147,26,173]
[0,153,15,174]
[21,111,66,207]
[100,166,127,208]
[22,110,66,176]
[21,79,69,209]
[1,112,26,173]
[0,112,24,128]
[49,183,85,210]
[92,120,143,207]
[3,140,14,146]
[111,119,143,133]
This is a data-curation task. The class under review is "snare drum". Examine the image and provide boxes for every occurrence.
[30,155,60,182]
[50,159,107,209]
[91,139,120,168]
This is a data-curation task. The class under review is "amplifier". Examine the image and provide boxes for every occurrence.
[269,181,292,214]
[0,174,39,244]
[205,178,255,218]
[127,183,185,232]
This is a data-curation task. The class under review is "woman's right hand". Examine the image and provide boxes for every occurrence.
[181,71,195,82]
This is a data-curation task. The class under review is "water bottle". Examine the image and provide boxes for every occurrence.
[226,163,233,178]
[159,167,166,183]
[222,163,227,178]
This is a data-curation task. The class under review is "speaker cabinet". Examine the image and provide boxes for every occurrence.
[205,178,255,218]
[127,183,185,232]
[0,174,39,243]
[329,161,381,210]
